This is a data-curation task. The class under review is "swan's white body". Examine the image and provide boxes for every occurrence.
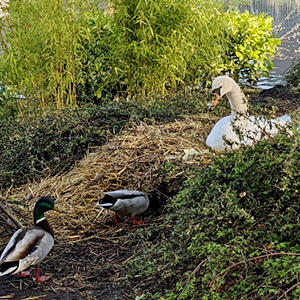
[206,76,292,151]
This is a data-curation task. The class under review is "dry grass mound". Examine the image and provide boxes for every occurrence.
[1,114,216,242]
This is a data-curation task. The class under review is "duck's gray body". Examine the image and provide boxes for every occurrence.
[0,227,54,276]
[96,190,149,217]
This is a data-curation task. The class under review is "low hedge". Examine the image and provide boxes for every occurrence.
[0,96,204,191]
[126,133,300,299]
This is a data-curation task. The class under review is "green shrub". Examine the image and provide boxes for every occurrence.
[126,133,300,299]
[0,0,101,110]
[0,96,205,191]
[101,0,226,97]
[0,87,20,119]
[0,0,279,112]
[99,2,279,97]
[286,58,300,93]
[76,10,115,104]
[221,10,280,83]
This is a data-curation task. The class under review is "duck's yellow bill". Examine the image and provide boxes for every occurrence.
[53,206,64,213]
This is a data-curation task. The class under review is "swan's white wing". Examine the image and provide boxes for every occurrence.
[206,116,239,151]
[277,115,291,123]
[247,115,291,140]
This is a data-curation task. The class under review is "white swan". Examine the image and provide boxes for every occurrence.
[206,76,292,151]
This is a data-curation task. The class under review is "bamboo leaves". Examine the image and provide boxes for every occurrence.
[0,0,99,111]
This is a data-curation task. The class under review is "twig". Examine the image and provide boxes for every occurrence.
[183,258,209,289]
[121,254,135,265]
[0,213,16,229]
[191,258,209,276]
[277,282,300,300]
[220,252,300,279]
[0,203,23,229]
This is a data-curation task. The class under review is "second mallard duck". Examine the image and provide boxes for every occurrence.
[96,190,149,225]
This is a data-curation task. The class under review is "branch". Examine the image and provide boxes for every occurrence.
[192,258,209,276]
[0,202,23,229]
[277,282,300,300]
[220,252,300,279]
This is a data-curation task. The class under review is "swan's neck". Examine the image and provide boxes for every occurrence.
[226,84,248,120]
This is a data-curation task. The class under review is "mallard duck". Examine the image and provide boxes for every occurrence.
[0,196,56,282]
[206,76,292,151]
[96,190,149,225]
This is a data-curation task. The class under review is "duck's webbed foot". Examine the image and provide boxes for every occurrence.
[18,270,32,278]
[130,216,144,225]
[34,266,51,282]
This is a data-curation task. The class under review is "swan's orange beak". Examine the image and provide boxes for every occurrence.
[208,93,221,111]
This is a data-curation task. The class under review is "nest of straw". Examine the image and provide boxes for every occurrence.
[1,114,217,241]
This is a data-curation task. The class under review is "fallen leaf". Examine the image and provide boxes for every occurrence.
[239,191,247,198]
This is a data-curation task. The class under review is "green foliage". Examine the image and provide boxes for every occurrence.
[221,10,280,83]
[99,2,279,97]
[286,58,300,93]
[126,134,300,299]
[0,1,280,112]
[0,0,101,110]
[0,95,205,191]
[76,10,115,103]
[101,0,226,97]
[0,87,20,119]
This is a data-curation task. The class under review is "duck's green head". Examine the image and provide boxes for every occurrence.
[33,196,56,224]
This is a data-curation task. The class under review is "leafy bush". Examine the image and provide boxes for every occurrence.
[76,10,115,104]
[221,10,280,83]
[0,0,279,112]
[126,134,300,299]
[0,87,21,119]
[0,96,205,191]
[97,2,279,97]
[87,0,227,98]
[0,0,101,110]
[286,58,300,93]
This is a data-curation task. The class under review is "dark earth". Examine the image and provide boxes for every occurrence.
[0,85,299,300]
[0,216,152,300]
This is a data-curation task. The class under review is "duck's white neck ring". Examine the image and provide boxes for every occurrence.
[36,216,46,224]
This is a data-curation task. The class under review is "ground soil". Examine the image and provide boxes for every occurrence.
[0,216,158,300]
[248,85,300,114]
[0,85,299,300]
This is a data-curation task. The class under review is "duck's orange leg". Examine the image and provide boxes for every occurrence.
[130,216,144,225]
[113,213,120,224]
[34,266,51,282]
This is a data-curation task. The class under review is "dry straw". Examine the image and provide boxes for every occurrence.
[1,114,217,242]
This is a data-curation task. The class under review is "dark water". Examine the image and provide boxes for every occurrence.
[241,0,300,88]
